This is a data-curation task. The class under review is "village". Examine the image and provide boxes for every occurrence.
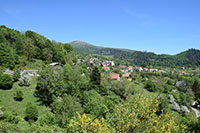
[77,56,191,82]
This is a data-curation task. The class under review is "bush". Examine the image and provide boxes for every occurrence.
[144,80,157,92]
[13,89,24,101]
[0,121,21,133]
[24,103,38,123]
[0,73,13,90]
[0,112,20,124]
[13,68,21,82]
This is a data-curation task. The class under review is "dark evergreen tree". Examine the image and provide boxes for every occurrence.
[0,73,13,90]
[24,103,38,123]
[192,80,200,103]
[90,66,101,87]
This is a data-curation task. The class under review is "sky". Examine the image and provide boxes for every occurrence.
[0,0,200,55]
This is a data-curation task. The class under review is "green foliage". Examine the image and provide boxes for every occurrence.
[52,94,83,128]
[90,66,101,87]
[13,68,21,82]
[13,89,24,101]
[24,103,38,123]
[144,80,158,92]
[0,73,13,90]
[0,43,15,69]
[39,112,56,126]
[0,112,20,124]
[111,79,134,100]
[64,43,73,53]
[0,121,21,133]
[192,80,200,102]
[0,26,75,69]
[35,65,64,106]
[63,63,89,96]
[82,90,108,116]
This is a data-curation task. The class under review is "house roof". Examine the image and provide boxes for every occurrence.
[127,66,133,69]
[120,66,126,69]
[122,73,130,78]
[49,62,59,66]
[110,74,120,79]
[103,66,110,70]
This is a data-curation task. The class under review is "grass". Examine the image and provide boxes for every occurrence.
[0,76,50,130]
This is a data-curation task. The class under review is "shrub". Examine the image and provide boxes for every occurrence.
[13,68,21,82]
[0,121,21,133]
[0,112,20,124]
[13,89,24,101]
[144,80,157,92]
[24,103,38,123]
[0,73,13,90]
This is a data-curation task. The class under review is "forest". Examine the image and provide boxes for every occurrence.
[1,26,200,132]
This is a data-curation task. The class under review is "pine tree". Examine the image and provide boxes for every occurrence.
[90,66,101,87]
[192,80,200,102]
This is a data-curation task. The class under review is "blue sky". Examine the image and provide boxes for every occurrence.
[0,0,200,54]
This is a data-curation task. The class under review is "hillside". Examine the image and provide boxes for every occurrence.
[70,40,200,67]
[69,40,135,55]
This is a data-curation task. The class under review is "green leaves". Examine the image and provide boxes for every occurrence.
[0,73,13,90]
[24,103,38,123]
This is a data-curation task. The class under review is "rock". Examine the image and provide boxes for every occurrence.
[171,89,177,93]
[19,75,31,87]
[181,106,190,113]
[171,102,180,111]
[0,107,3,117]
[175,81,185,87]
[3,69,14,78]
[169,95,175,103]
[169,95,180,111]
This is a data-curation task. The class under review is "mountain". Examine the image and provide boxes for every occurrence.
[69,41,135,55]
[70,40,200,67]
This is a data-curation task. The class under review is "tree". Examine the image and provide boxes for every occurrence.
[144,80,157,92]
[24,103,38,123]
[0,43,15,69]
[82,90,107,116]
[35,65,64,106]
[0,73,13,90]
[192,80,200,103]
[109,94,186,132]
[13,68,21,82]
[52,94,83,128]
[90,66,101,87]
[63,43,73,53]
[13,89,24,101]
[23,38,35,61]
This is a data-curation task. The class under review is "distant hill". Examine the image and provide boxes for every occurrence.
[69,40,200,67]
[69,41,135,55]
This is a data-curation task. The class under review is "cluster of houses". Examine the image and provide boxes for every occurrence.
[102,65,169,81]
[77,57,191,81]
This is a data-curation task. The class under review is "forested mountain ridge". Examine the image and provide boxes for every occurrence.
[70,40,200,67]
[69,40,135,55]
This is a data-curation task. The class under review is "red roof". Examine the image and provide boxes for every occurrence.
[120,66,126,69]
[110,74,120,79]
[159,70,165,73]
[127,66,133,70]
[122,73,130,78]
[103,66,110,70]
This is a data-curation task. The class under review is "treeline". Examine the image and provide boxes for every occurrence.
[70,40,200,67]
[0,25,75,69]
[114,49,200,67]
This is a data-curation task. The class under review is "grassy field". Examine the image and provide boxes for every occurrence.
[0,76,50,130]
